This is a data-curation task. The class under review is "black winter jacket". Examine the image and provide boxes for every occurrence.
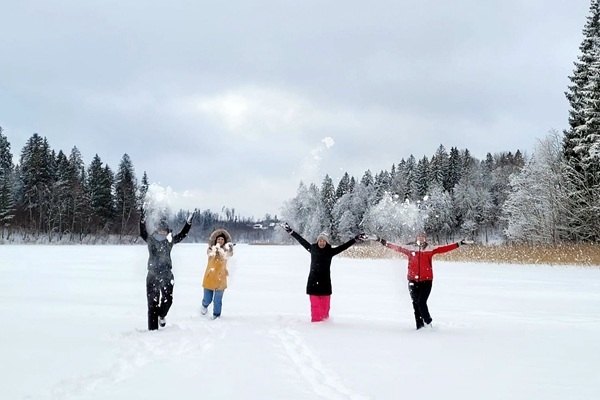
[140,221,191,274]
[291,231,356,295]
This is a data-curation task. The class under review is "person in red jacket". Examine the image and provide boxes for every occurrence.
[374,232,467,330]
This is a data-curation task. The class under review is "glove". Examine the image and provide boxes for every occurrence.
[224,242,235,250]
[281,222,292,234]
[354,233,368,243]
[377,237,387,246]
[187,209,196,225]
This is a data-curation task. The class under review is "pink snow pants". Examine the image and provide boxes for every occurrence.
[309,295,331,322]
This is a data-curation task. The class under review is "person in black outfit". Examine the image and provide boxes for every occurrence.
[282,223,367,322]
[140,211,193,330]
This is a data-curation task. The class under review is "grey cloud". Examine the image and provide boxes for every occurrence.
[0,0,591,217]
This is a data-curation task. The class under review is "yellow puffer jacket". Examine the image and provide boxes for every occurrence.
[202,229,233,290]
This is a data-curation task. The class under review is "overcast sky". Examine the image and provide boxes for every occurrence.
[0,0,592,219]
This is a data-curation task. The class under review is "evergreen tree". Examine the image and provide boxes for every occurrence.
[114,154,138,238]
[139,171,149,211]
[403,155,416,200]
[18,133,54,232]
[0,127,15,237]
[335,172,351,200]
[373,170,392,205]
[447,147,461,192]
[87,154,115,233]
[430,144,449,190]
[503,131,569,244]
[564,0,600,162]
[67,147,88,241]
[320,174,336,234]
[562,0,600,241]
[413,156,430,198]
[51,150,71,238]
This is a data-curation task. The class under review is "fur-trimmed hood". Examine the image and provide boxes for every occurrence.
[208,228,233,246]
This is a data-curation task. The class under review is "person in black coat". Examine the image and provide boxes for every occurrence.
[282,223,366,322]
[140,211,193,330]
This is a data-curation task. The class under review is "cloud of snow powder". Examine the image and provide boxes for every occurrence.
[296,137,336,184]
[143,183,194,230]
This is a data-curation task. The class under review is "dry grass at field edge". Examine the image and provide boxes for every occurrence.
[343,242,600,267]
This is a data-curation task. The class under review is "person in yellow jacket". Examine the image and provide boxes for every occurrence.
[201,228,233,319]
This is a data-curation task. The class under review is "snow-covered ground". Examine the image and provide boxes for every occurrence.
[2,244,599,400]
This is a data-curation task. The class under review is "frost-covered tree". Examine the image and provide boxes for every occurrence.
[285,181,309,232]
[363,192,422,243]
[139,171,149,210]
[447,147,461,192]
[429,144,449,190]
[413,156,429,198]
[503,131,569,244]
[373,170,391,205]
[332,192,360,241]
[423,183,455,243]
[335,172,351,199]
[453,159,495,241]
[320,174,336,233]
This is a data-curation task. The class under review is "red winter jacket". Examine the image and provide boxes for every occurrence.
[384,242,460,281]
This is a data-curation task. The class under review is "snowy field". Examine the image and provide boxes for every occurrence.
[2,244,599,400]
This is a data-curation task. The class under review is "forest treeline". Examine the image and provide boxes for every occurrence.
[2,1,599,246]
[0,130,278,243]
[281,1,600,246]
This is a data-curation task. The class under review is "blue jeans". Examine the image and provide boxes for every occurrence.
[202,288,225,317]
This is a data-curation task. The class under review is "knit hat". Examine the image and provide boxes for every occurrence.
[157,218,170,232]
[317,231,329,243]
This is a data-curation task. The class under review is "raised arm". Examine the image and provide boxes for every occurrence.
[280,222,311,251]
[173,211,195,244]
[330,234,366,256]
[172,222,191,244]
[291,231,311,252]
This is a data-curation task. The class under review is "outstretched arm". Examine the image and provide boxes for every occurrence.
[432,242,460,255]
[173,222,191,244]
[373,236,412,257]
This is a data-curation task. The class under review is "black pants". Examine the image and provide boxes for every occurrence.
[146,270,174,330]
[408,280,433,329]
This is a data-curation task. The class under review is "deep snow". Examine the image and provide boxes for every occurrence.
[2,244,599,399]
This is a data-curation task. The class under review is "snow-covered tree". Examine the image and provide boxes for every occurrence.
[423,183,455,243]
[335,172,351,200]
[562,0,600,241]
[503,131,569,244]
[320,174,336,232]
